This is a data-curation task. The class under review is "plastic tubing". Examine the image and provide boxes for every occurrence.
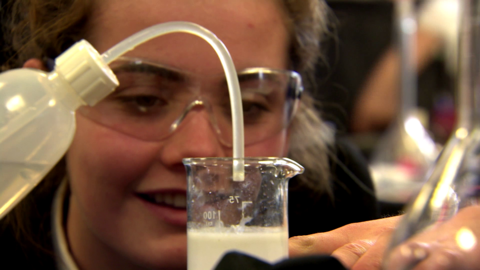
[102,21,245,181]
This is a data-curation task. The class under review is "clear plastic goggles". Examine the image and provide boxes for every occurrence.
[77,57,303,146]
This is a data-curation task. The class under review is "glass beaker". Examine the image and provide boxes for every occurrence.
[183,157,304,270]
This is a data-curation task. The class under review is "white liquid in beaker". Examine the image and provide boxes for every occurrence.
[187,227,288,270]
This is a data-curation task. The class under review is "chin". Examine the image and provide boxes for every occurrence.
[134,233,188,270]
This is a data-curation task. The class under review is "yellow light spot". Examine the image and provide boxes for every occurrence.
[48,99,56,107]
[456,227,477,251]
[456,128,469,139]
[6,95,25,112]
[404,117,425,139]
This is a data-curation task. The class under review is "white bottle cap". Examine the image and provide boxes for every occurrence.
[55,40,119,106]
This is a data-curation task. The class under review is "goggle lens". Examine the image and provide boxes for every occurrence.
[77,57,303,146]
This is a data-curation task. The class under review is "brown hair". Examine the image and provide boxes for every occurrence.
[1,0,334,259]
[2,0,93,70]
[282,0,334,194]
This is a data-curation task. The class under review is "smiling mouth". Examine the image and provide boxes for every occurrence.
[138,193,187,208]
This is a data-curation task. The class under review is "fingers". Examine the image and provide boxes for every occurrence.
[330,240,373,269]
[385,242,431,270]
[288,216,401,263]
[289,207,480,270]
[288,235,318,257]
[384,206,480,270]
[289,230,349,257]
[411,247,460,270]
[351,230,393,270]
[386,242,468,270]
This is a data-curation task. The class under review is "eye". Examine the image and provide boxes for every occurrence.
[241,90,270,114]
[119,95,167,113]
[133,96,160,108]
[241,100,272,125]
[242,101,267,114]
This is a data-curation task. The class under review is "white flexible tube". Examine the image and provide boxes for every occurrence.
[101,21,245,180]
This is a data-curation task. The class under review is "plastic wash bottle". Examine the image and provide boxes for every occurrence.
[0,40,118,219]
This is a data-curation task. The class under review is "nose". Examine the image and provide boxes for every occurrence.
[157,104,226,167]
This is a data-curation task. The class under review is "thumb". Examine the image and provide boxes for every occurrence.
[289,231,350,258]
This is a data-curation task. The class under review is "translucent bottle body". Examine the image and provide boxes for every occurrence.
[0,69,80,219]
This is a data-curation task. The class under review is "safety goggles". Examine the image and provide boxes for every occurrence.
[78,57,303,146]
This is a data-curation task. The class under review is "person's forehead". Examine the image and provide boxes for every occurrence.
[86,0,290,75]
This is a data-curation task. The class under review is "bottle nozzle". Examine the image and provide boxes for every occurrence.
[55,40,118,106]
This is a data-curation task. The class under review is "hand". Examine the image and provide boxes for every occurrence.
[289,215,401,270]
[384,205,480,270]
[23,59,48,70]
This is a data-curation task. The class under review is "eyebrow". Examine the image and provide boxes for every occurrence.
[112,62,187,82]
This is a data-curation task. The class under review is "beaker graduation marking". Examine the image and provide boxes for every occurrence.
[241,201,253,220]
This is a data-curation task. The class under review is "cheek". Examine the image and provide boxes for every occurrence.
[244,130,288,157]
[66,115,159,207]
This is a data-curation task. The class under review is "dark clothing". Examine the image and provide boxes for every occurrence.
[315,1,394,133]
[289,136,379,237]
[0,199,58,269]
[215,251,347,270]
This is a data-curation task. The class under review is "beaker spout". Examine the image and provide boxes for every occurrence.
[277,158,305,179]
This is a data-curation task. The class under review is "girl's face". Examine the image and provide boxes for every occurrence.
[66,0,290,269]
